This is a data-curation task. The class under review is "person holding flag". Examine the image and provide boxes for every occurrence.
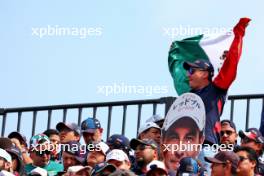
[168,18,251,146]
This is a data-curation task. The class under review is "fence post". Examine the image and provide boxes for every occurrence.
[160,97,176,115]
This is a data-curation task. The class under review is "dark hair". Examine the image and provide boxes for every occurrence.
[43,129,59,137]
[234,146,258,172]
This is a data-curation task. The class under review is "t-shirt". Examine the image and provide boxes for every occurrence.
[25,161,63,176]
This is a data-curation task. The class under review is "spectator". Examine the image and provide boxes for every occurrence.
[145,115,164,128]
[220,120,238,149]
[146,160,168,176]
[176,157,202,176]
[130,138,158,175]
[205,151,239,176]
[86,141,109,168]
[61,141,86,172]
[6,146,25,176]
[138,122,161,145]
[161,93,205,173]
[234,146,258,176]
[56,122,81,143]
[90,162,116,176]
[106,149,131,170]
[0,148,14,175]
[43,129,60,161]
[81,118,103,145]
[106,134,130,155]
[25,134,63,175]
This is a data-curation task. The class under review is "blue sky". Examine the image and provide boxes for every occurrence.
[0,1,263,140]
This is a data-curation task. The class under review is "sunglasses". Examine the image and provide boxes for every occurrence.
[187,67,206,75]
[136,144,153,151]
[220,130,234,136]
[239,156,249,162]
[35,150,51,156]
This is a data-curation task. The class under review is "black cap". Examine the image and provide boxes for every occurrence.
[239,128,264,144]
[221,119,237,132]
[183,59,214,77]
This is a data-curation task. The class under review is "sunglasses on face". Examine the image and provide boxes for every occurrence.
[239,156,249,162]
[187,67,206,75]
[35,150,51,156]
[220,130,234,136]
[136,144,153,151]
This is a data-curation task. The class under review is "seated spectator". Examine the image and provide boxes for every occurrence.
[61,141,86,172]
[86,141,109,168]
[220,120,238,148]
[0,148,14,175]
[161,93,205,173]
[25,134,63,175]
[106,149,131,170]
[43,129,60,161]
[234,146,258,176]
[205,151,239,176]
[176,157,202,176]
[145,114,164,128]
[6,146,25,176]
[146,160,168,176]
[138,122,161,145]
[8,132,32,164]
[130,138,158,175]
[56,122,81,143]
[90,162,116,176]
[81,117,103,145]
[239,128,264,175]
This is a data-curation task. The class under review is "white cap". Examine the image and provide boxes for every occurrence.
[138,122,161,135]
[67,165,92,174]
[146,115,164,123]
[163,93,205,132]
[96,142,110,155]
[0,170,15,176]
[146,160,167,173]
[30,167,48,176]
[106,149,129,162]
[0,148,12,163]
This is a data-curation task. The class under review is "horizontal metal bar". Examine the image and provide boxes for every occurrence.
[228,94,264,100]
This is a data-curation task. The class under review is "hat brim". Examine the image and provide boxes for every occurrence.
[204,156,225,164]
[56,122,72,132]
[183,61,201,70]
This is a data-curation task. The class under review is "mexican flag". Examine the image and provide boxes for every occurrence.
[168,18,250,95]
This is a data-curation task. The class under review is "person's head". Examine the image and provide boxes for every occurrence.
[81,117,103,144]
[43,129,60,145]
[6,146,23,174]
[138,122,161,145]
[106,134,130,155]
[86,141,109,168]
[0,138,12,150]
[205,151,239,176]
[91,162,116,176]
[8,131,28,148]
[146,160,168,176]
[106,149,131,170]
[56,122,81,143]
[234,146,258,176]
[145,115,164,128]
[183,59,214,90]
[130,138,158,168]
[162,93,205,171]
[239,128,264,156]
[176,157,200,176]
[220,120,238,146]
[62,141,86,171]
[0,148,12,172]
[29,134,51,167]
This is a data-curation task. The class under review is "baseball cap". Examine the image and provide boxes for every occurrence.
[221,120,237,132]
[239,128,264,144]
[138,122,161,135]
[8,131,27,147]
[107,134,130,152]
[29,134,50,150]
[146,160,168,175]
[183,59,214,76]
[91,162,116,176]
[0,137,12,150]
[177,157,199,175]
[0,148,12,163]
[63,141,86,163]
[66,165,92,174]
[30,167,48,176]
[109,169,136,176]
[145,115,164,123]
[81,117,101,133]
[163,93,206,132]
[205,151,239,172]
[106,149,129,162]
[130,138,158,150]
[56,122,81,135]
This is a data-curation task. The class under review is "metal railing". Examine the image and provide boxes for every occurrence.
[1,94,264,139]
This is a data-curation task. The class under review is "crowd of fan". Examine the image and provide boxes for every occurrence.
[0,112,264,176]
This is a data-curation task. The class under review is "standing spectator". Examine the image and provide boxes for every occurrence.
[220,120,238,149]
[145,115,164,128]
[138,122,161,145]
[81,118,103,145]
[205,151,239,176]
[176,157,202,176]
[106,149,131,170]
[6,146,25,176]
[0,148,14,175]
[56,122,81,143]
[86,141,109,168]
[130,138,158,175]
[43,129,60,161]
[234,146,258,176]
